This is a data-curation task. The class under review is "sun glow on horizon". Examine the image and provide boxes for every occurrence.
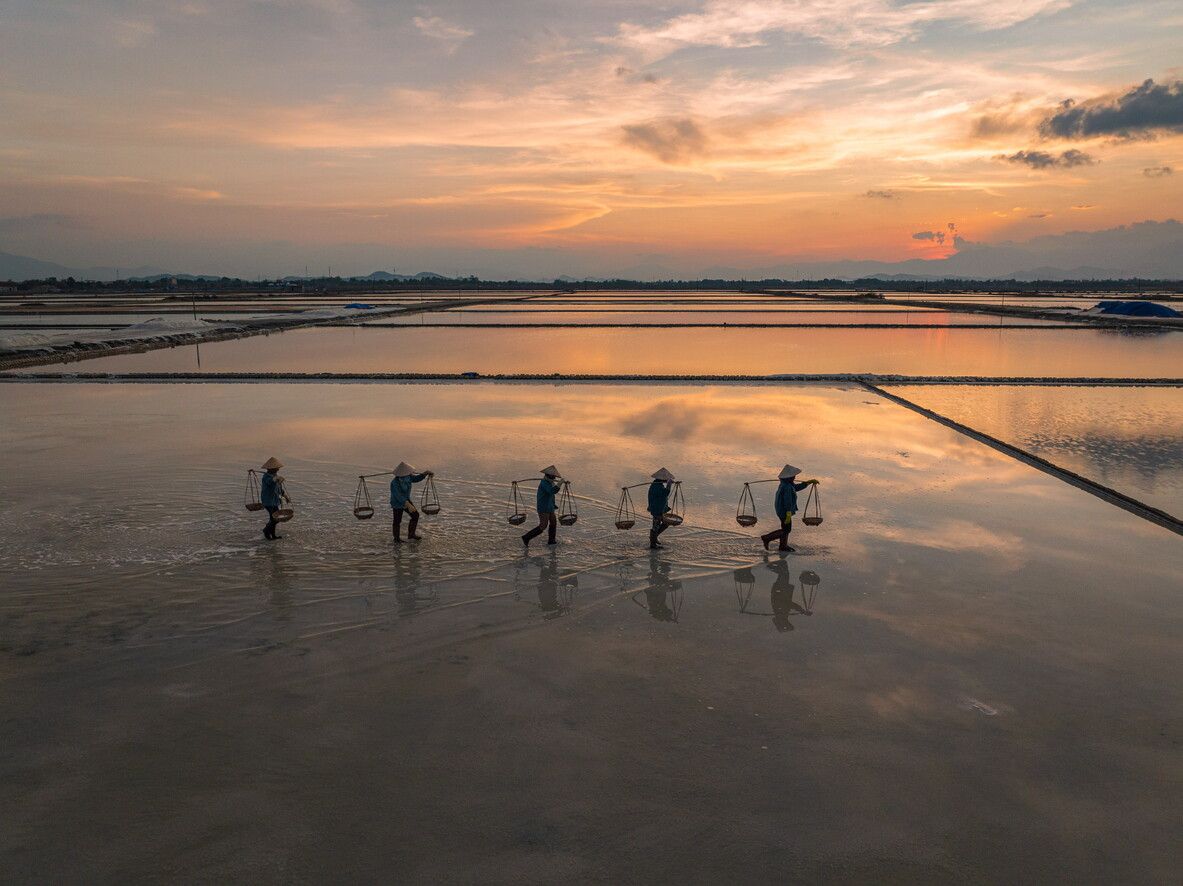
[0,0,1181,277]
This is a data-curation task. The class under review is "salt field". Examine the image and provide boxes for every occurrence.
[889,385,1183,517]
[366,309,1077,326]
[2,289,1181,883]
[2,378,1181,882]
[15,323,1177,377]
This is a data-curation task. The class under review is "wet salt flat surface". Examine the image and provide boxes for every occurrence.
[15,324,1179,376]
[369,309,1074,326]
[2,381,1181,881]
[891,384,1183,517]
[875,294,1180,309]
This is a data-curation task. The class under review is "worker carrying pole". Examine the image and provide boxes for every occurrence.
[760,464,819,553]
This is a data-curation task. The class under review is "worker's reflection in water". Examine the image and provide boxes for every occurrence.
[639,553,683,622]
[767,558,809,632]
[733,562,819,632]
[539,550,577,617]
[520,550,577,618]
[253,542,294,612]
[393,547,435,615]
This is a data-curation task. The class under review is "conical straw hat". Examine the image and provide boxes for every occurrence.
[539,464,561,477]
[394,461,416,477]
[779,464,802,479]
[651,467,675,481]
[262,456,283,470]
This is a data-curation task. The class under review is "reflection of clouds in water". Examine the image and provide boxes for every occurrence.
[1026,432,1183,484]
[10,380,1177,660]
[620,399,708,440]
[890,384,1183,514]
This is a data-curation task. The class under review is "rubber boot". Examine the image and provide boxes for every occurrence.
[649,530,662,550]
[547,518,557,545]
[522,524,543,548]
[408,512,422,541]
[392,509,403,543]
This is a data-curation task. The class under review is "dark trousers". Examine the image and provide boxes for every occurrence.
[523,511,557,545]
[761,516,792,550]
[264,506,279,539]
[649,515,669,547]
[393,507,419,540]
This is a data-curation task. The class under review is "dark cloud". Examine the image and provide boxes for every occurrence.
[912,230,946,245]
[1143,165,1173,178]
[1028,212,1051,219]
[1040,79,1183,139]
[1000,149,1097,169]
[863,189,896,199]
[621,118,708,164]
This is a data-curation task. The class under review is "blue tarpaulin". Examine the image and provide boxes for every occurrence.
[1093,300,1181,318]
[343,303,375,310]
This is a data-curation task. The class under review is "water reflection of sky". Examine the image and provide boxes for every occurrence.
[13,326,1180,376]
[891,385,1183,517]
[2,381,1179,659]
[367,310,1073,326]
[5,380,1183,879]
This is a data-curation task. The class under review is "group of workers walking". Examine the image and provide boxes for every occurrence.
[253,458,820,551]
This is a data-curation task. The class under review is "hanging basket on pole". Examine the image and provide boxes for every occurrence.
[419,475,441,516]
[802,484,823,526]
[558,481,578,526]
[352,476,374,520]
[614,486,637,530]
[661,481,685,526]
[244,469,263,512]
[736,483,758,527]
[272,480,294,523]
[506,481,527,525]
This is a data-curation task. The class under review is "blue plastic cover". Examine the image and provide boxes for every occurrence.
[1094,300,1181,318]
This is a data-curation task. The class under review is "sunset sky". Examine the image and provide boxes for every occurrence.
[1,0,1181,277]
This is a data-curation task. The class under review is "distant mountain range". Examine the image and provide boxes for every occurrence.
[0,251,170,283]
[3,219,1181,282]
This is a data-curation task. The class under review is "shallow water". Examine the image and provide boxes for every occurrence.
[2,381,1181,881]
[368,309,1073,326]
[890,384,1183,517]
[14,324,1179,376]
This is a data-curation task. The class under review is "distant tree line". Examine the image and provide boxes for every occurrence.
[1,275,1180,295]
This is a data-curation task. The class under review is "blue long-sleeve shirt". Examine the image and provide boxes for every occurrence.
[647,480,671,516]
[261,472,283,508]
[536,478,562,513]
[390,473,427,508]
[774,479,811,521]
